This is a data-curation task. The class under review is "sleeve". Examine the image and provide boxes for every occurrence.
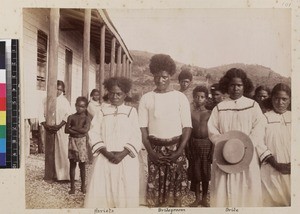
[207,106,221,144]
[88,110,105,156]
[58,96,72,123]
[124,107,142,158]
[249,102,272,162]
[179,93,192,128]
[138,94,149,128]
[38,96,46,124]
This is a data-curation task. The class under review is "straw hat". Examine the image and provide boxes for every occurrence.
[214,130,254,174]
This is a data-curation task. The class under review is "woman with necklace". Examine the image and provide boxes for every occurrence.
[138,54,192,207]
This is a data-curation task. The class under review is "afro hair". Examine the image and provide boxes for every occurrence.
[149,54,176,76]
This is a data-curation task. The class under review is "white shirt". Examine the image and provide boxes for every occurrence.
[138,90,192,139]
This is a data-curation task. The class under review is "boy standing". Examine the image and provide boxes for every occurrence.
[188,85,212,207]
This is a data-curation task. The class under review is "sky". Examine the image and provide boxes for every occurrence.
[107,8,291,77]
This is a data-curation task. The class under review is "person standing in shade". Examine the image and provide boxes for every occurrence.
[87,89,101,119]
[41,80,72,181]
[138,54,192,207]
[261,83,291,206]
[207,68,269,207]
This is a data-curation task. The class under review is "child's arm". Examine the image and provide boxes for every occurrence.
[65,116,81,135]
[70,116,91,134]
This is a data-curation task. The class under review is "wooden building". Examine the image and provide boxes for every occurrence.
[23,8,133,179]
[23,8,133,119]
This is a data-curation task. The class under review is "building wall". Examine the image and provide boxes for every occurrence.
[23,8,98,119]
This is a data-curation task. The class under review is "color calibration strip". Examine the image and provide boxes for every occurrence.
[0,40,19,168]
[0,41,6,166]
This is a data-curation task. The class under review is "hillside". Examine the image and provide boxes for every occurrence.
[129,50,291,97]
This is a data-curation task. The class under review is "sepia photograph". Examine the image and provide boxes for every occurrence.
[21,6,294,212]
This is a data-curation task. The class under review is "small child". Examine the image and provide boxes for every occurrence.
[87,89,101,119]
[65,96,91,194]
[188,85,212,207]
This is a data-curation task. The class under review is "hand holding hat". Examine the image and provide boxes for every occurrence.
[214,130,254,174]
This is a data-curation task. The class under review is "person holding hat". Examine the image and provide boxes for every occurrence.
[260,83,291,206]
[207,68,269,207]
[178,67,193,103]
[138,54,192,207]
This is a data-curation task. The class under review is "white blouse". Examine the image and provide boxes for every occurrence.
[138,90,192,139]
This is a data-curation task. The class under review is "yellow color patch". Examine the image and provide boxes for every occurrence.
[0,111,6,125]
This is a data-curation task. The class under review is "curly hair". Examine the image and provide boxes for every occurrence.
[193,85,209,98]
[254,85,271,97]
[178,69,193,81]
[219,68,254,95]
[149,54,176,76]
[76,96,89,107]
[90,88,100,97]
[210,83,221,92]
[103,77,132,94]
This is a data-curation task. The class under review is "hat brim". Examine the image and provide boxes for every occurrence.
[214,130,254,174]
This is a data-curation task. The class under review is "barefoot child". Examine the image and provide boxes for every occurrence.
[188,85,212,207]
[65,96,91,194]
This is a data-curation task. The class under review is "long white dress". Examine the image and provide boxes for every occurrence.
[54,93,72,180]
[84,104,142,208]
[208,96,269,207]
[261,110,291,206]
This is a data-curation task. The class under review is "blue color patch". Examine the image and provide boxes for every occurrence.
[0,153,5,166]
[0,138,5,152]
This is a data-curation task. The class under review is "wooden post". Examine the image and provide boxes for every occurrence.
[82,9,91,98]
[116,46,122,77]
[126,59,130,78]
[99,25,106,100]
[44,8,60,180]
[129,62,132,79]
[122,54,126,77]
[110,37,116,77]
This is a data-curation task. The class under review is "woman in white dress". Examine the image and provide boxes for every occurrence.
[41,80,72,181]
[261,83,291,206]
[207,68,269,207]
[84,77,142,208]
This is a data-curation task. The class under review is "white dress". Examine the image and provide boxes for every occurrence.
[87,99,101,119]
[84,104,142,208]
[54,93,72,180]
[261,110,291,206]
[208,96,269,207]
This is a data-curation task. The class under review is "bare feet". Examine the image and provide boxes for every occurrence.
[201,199,210,207]
[189,199,201,207]
[68,188,75,194]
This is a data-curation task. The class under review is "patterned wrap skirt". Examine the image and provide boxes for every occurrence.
[147,136,189,207]
[68,136,89,162]
[188,138,212,192]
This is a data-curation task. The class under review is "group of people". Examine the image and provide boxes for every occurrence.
[40,53,291,208]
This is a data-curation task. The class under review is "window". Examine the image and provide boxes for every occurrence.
[37,30,48,90]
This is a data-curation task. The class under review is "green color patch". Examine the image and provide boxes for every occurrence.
[0,125,5,138]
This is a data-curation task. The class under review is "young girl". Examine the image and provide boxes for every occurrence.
[84,77,142,208]
[65,96,91,194]
[261,83,291,206]
[87,89,101,119]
